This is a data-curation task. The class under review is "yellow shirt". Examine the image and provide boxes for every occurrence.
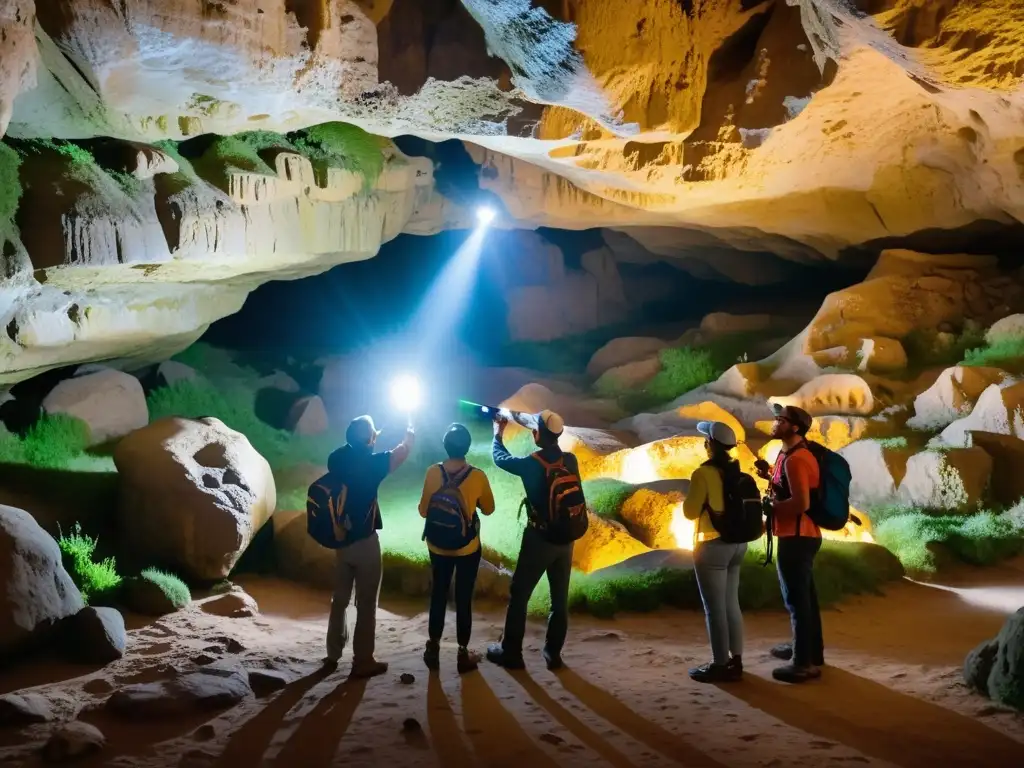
[418,461,495,556]
[682,465,725,547]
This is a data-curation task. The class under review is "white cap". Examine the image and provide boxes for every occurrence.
[696,420,737,448]
[538,410,564,435]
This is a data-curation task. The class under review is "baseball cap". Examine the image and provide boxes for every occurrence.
[538,410,564,436]
[346,415,380,445]
[771,403,813,433]
[696,420,737,448]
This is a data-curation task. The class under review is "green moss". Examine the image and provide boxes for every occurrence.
[963,338,1024,368]
[139,567,191,606]
[872,505,1024,574]
[58,523,122,605]
[234,131,297,154]
[582,478,635,520]
[20,415,93,469]
[122,567,192,615]
[904,326,986,367]
[192,135,277,188]
[877,436,908,450]
[619,346,719,412]
[288,122,386,189]
[0,142,22,233]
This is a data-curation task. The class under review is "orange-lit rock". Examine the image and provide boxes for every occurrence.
[571,512,651,574]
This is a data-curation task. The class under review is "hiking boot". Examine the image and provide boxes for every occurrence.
[771,664,821,684]
[727,655,743,675]
[486,643,525,670]
[423,641,440,671]
[689,662,742,684]
[350,660,389,679]
[770,643,824,666]
[321,657,339,673]
[543,648,564,671]
[457,647,481,674]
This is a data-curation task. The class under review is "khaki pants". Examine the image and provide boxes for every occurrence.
[326,533,382,664]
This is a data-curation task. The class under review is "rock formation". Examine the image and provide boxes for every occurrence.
[0,1,1022,380]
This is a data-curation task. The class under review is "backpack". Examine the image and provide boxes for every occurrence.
[530,453,589,545]
[422,465,478,551]
[306,472,378,549]
[703,462,765,544]
[803,442,852,531]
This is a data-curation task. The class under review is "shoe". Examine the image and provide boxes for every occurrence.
[423,641,440,671]
[486,643,525,670]
[321,657,339,672]
[770,643,824,666]
[689,662,742,683]
[542,648,564,671]
[350,660,389,679]
[771,664,821,684]
[457,647,480,674]
[727,655,743,674]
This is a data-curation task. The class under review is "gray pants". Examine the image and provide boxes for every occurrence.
[326,533,382,664]
[693,538,747,665]
[501,526,573,657]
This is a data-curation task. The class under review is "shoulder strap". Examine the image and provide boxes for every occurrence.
[438,463,449,486]
[532,453,563,472]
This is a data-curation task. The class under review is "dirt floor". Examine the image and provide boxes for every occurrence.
[2,559,1023,768]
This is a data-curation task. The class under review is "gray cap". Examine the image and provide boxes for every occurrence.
[697,420,737,448]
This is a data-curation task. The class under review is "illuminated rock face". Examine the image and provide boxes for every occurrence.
[1,1,1024,379]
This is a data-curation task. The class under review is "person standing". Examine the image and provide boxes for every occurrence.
[763,404,824,683]
[486,410,586,671]
[683,420,756,683]
[419,424,495,674]
[323,415,414,678]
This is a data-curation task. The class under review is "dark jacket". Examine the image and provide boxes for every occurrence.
[492,436,580,523]
[327,444,394,534]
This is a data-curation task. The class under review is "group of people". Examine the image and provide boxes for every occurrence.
[312,401,827,687]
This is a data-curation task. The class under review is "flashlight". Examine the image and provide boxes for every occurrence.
[390,374,422,427]
[476,206,496,226]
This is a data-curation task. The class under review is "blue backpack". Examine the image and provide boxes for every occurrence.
[804,442,852,531]
[422,465,477,551]
[306,472,378,549]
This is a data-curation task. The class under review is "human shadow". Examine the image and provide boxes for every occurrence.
[270,675,368,766]
[215,665,333,765]
[460,670,560,768]
[722,667,1024,768]
[427,672,475,767]
[504,668,636,767]
[554,668,728,768]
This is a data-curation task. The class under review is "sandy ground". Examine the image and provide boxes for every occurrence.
[2,559,1023,768]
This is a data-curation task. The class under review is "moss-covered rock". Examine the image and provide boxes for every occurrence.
[122,569,191,616]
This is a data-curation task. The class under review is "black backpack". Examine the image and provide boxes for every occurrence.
[703,461,764,544]
[528,453,589,545]
[422,465,478,551]
[306,471,378,549]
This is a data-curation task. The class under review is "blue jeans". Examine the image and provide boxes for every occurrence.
[501,526,573,657]
[776,536,824,666]
[693,539,747,665]
[428,548,482,647]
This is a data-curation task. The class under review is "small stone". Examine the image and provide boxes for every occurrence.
[402,717,421,732]
[193,724,216,741]
[248,669,289,697]
[399,673,415,685]
[539,733,565,746]
[66,607,126,665]
[201,591,258,619]
[0,692,53,726]
[192,654,218,666]
[41,721,105,762]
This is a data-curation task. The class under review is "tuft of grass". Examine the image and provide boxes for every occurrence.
[20,415,93,469]
[0,426,26,464]
[619,346,719,412]
[962,338,1024,368]
[288,122,386,189]
[234,130,298,154]
[122,567,192,615]
[582,478,635,520]
[58,523,122,605]
[876,436,908,450]
[138,568,191,607]
[872,505,1024,574]
[904,326,986,368]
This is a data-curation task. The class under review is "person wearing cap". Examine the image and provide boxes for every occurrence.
[763,403,824,683]
[683,420,748,683]
[487,409,578,670]
[418,423,496,673]
[323,414,415,678]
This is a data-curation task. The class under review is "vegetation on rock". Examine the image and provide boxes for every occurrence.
[124,568,192,614]
[0,142,22,237]
[288,122,387,189]
[57,523,122,606]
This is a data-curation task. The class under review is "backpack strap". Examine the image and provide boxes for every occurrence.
[531,453,563,472]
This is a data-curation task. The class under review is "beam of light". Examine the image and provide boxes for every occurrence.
[904,579,1024,615]
[476,205,496,226]
[389,374,422,413]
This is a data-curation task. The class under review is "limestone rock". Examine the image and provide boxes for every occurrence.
[985,314,1024,346]
[594,356,661,393]
[699,312,772,336]
[771,374,875,416]
[41,720,106,763]
[122,576,185,617]
[855,337,908,374]
[939,382,1024,448]
[113,417,276,581]
[143,361,199,391]
[285,395,329,436]
[0,692,54,726]
[907,366,1011,431]
[619,487,685,550]
[572,513,650,574]
[474,559,512,601]
[896,448,992,513]
[107,666,252,719]
[987,607,1024,711]
[587,337,667,378]
[41,369,148,445]
[965,638,999,694]
[66,606,126,665]
[839,440,897,511]
[0,505,84,656]
[202,591,259,619]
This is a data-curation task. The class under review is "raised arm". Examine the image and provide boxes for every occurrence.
[491,417,531,476]
[388,425,417,474]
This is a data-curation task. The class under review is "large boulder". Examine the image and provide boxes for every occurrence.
[770,374,875,416]
[907,366,1012,431]
[969,432,1024,507]
[284,395,329,436]
[985,314,1024,345]
[107,665,253,719]
[594,356,662,394]
[41,369,148,444]
[0,505,84,656]
[587,337,667,378]
[699,312,772,336]
[987,607,1024,710]
[618,485,687,550]
[113,417,276,581]
[621,400,747,445]
[572,513,650,574]
[938,382,1024,447]
[896,448,992,513]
